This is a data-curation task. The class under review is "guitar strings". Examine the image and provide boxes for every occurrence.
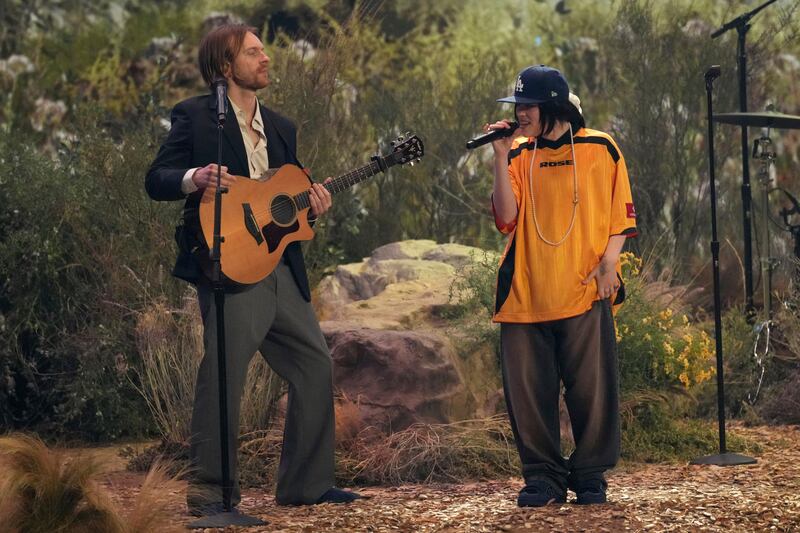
[228,141,419,224]
[240,160,383,223]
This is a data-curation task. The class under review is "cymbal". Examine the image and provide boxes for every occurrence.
[713,111,800,129]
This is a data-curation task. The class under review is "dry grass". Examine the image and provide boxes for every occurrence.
[0,433,123,533]
[122,460,186,533]
[336,416,519,486]
[132,296,201,444]
[333,393,365,446]
[233,415,519,489]
[0,434,184,533]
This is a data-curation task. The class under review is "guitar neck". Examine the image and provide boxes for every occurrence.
[293,159,385,210]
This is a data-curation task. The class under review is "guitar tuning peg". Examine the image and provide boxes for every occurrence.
[397,135,404,142]
[409,161,415,167]
[390,140,396,147]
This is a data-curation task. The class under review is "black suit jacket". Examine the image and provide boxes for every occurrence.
[145,94,313,301]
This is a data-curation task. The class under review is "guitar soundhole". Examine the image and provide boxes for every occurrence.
[270,194,297,226]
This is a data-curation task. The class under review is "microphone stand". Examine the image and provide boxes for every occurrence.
[188,97,267,529]
[711,0,780,320]
[691,66,756,467]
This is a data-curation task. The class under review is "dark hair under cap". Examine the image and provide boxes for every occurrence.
[517,99,585,138]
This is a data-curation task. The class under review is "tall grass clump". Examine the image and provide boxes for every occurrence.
[0,433,184,533]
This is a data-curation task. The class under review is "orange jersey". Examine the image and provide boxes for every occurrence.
[493,127,637,323]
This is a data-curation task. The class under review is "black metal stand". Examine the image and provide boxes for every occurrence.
[711,0,780,319]
[691,66,757,467]
[188,111,267,529]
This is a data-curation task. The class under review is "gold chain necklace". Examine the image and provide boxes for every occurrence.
[527,124,579,247]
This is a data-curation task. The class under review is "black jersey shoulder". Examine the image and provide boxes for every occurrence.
[573,134,620,164]
[507,129,620,164]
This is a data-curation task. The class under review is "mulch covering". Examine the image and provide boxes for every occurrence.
[103,424,800,532]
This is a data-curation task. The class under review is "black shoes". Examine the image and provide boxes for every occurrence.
[188,502,230,517]
[316,487,363,504]
[517,480,567,507]
[517,478,608,507]
[574,482,607,505]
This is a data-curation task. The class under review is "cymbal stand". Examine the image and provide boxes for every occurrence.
[746,133,776,407]
[753,133,777,322]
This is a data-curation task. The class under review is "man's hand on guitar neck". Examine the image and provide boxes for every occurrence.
[309,177,333,217]
[191,163,238,190]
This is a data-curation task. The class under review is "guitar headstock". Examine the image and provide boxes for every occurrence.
[387,133,424,167]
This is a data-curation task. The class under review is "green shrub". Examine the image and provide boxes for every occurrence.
[621,402,759,463]
[616,253,716,395]
[440,249,502,354]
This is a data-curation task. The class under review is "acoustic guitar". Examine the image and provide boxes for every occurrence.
[198,134,424,284]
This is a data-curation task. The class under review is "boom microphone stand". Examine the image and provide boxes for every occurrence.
[691,66,756,467]
[711,0,781,319]
[188,83,267,529]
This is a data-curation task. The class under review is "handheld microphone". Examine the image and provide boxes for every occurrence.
[466,121,519,150]
[213,78,228,125]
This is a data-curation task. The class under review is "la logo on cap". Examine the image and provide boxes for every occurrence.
[515,76,524,93]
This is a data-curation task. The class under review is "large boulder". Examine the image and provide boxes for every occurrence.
[325,326,475,430]
[315,240,501,433]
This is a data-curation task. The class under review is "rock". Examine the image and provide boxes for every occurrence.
[422,243,496,269]
[314,240,503,432]
[369,240,438,261]
[325,326,474,430]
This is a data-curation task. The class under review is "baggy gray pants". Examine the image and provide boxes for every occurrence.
[500,300,620,493]
[188,260,335,507]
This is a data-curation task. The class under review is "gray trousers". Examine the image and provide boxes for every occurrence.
[500,300,620,493]
[188,260,335,507]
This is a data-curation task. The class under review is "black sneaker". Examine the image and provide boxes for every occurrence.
[574,482,607,505]
[517,480,566,507]
[315,487,363,504]
[188,502,230,517]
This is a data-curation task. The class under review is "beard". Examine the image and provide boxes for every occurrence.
[231,67,268,91]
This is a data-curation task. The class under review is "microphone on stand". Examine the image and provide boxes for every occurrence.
[466,121,519,150]
[213,78,228,126]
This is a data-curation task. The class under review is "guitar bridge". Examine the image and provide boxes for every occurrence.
[242,203,264,245]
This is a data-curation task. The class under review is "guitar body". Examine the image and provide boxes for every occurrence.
[197,134,423,284]
[198,164,314,285]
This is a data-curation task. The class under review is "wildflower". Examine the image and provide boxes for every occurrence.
[0,54,35,80]
[30,98,67,132]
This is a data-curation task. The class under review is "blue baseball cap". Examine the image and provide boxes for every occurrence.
[497,65,570,105]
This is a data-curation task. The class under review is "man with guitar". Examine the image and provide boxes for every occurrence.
[145,23,360,516]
